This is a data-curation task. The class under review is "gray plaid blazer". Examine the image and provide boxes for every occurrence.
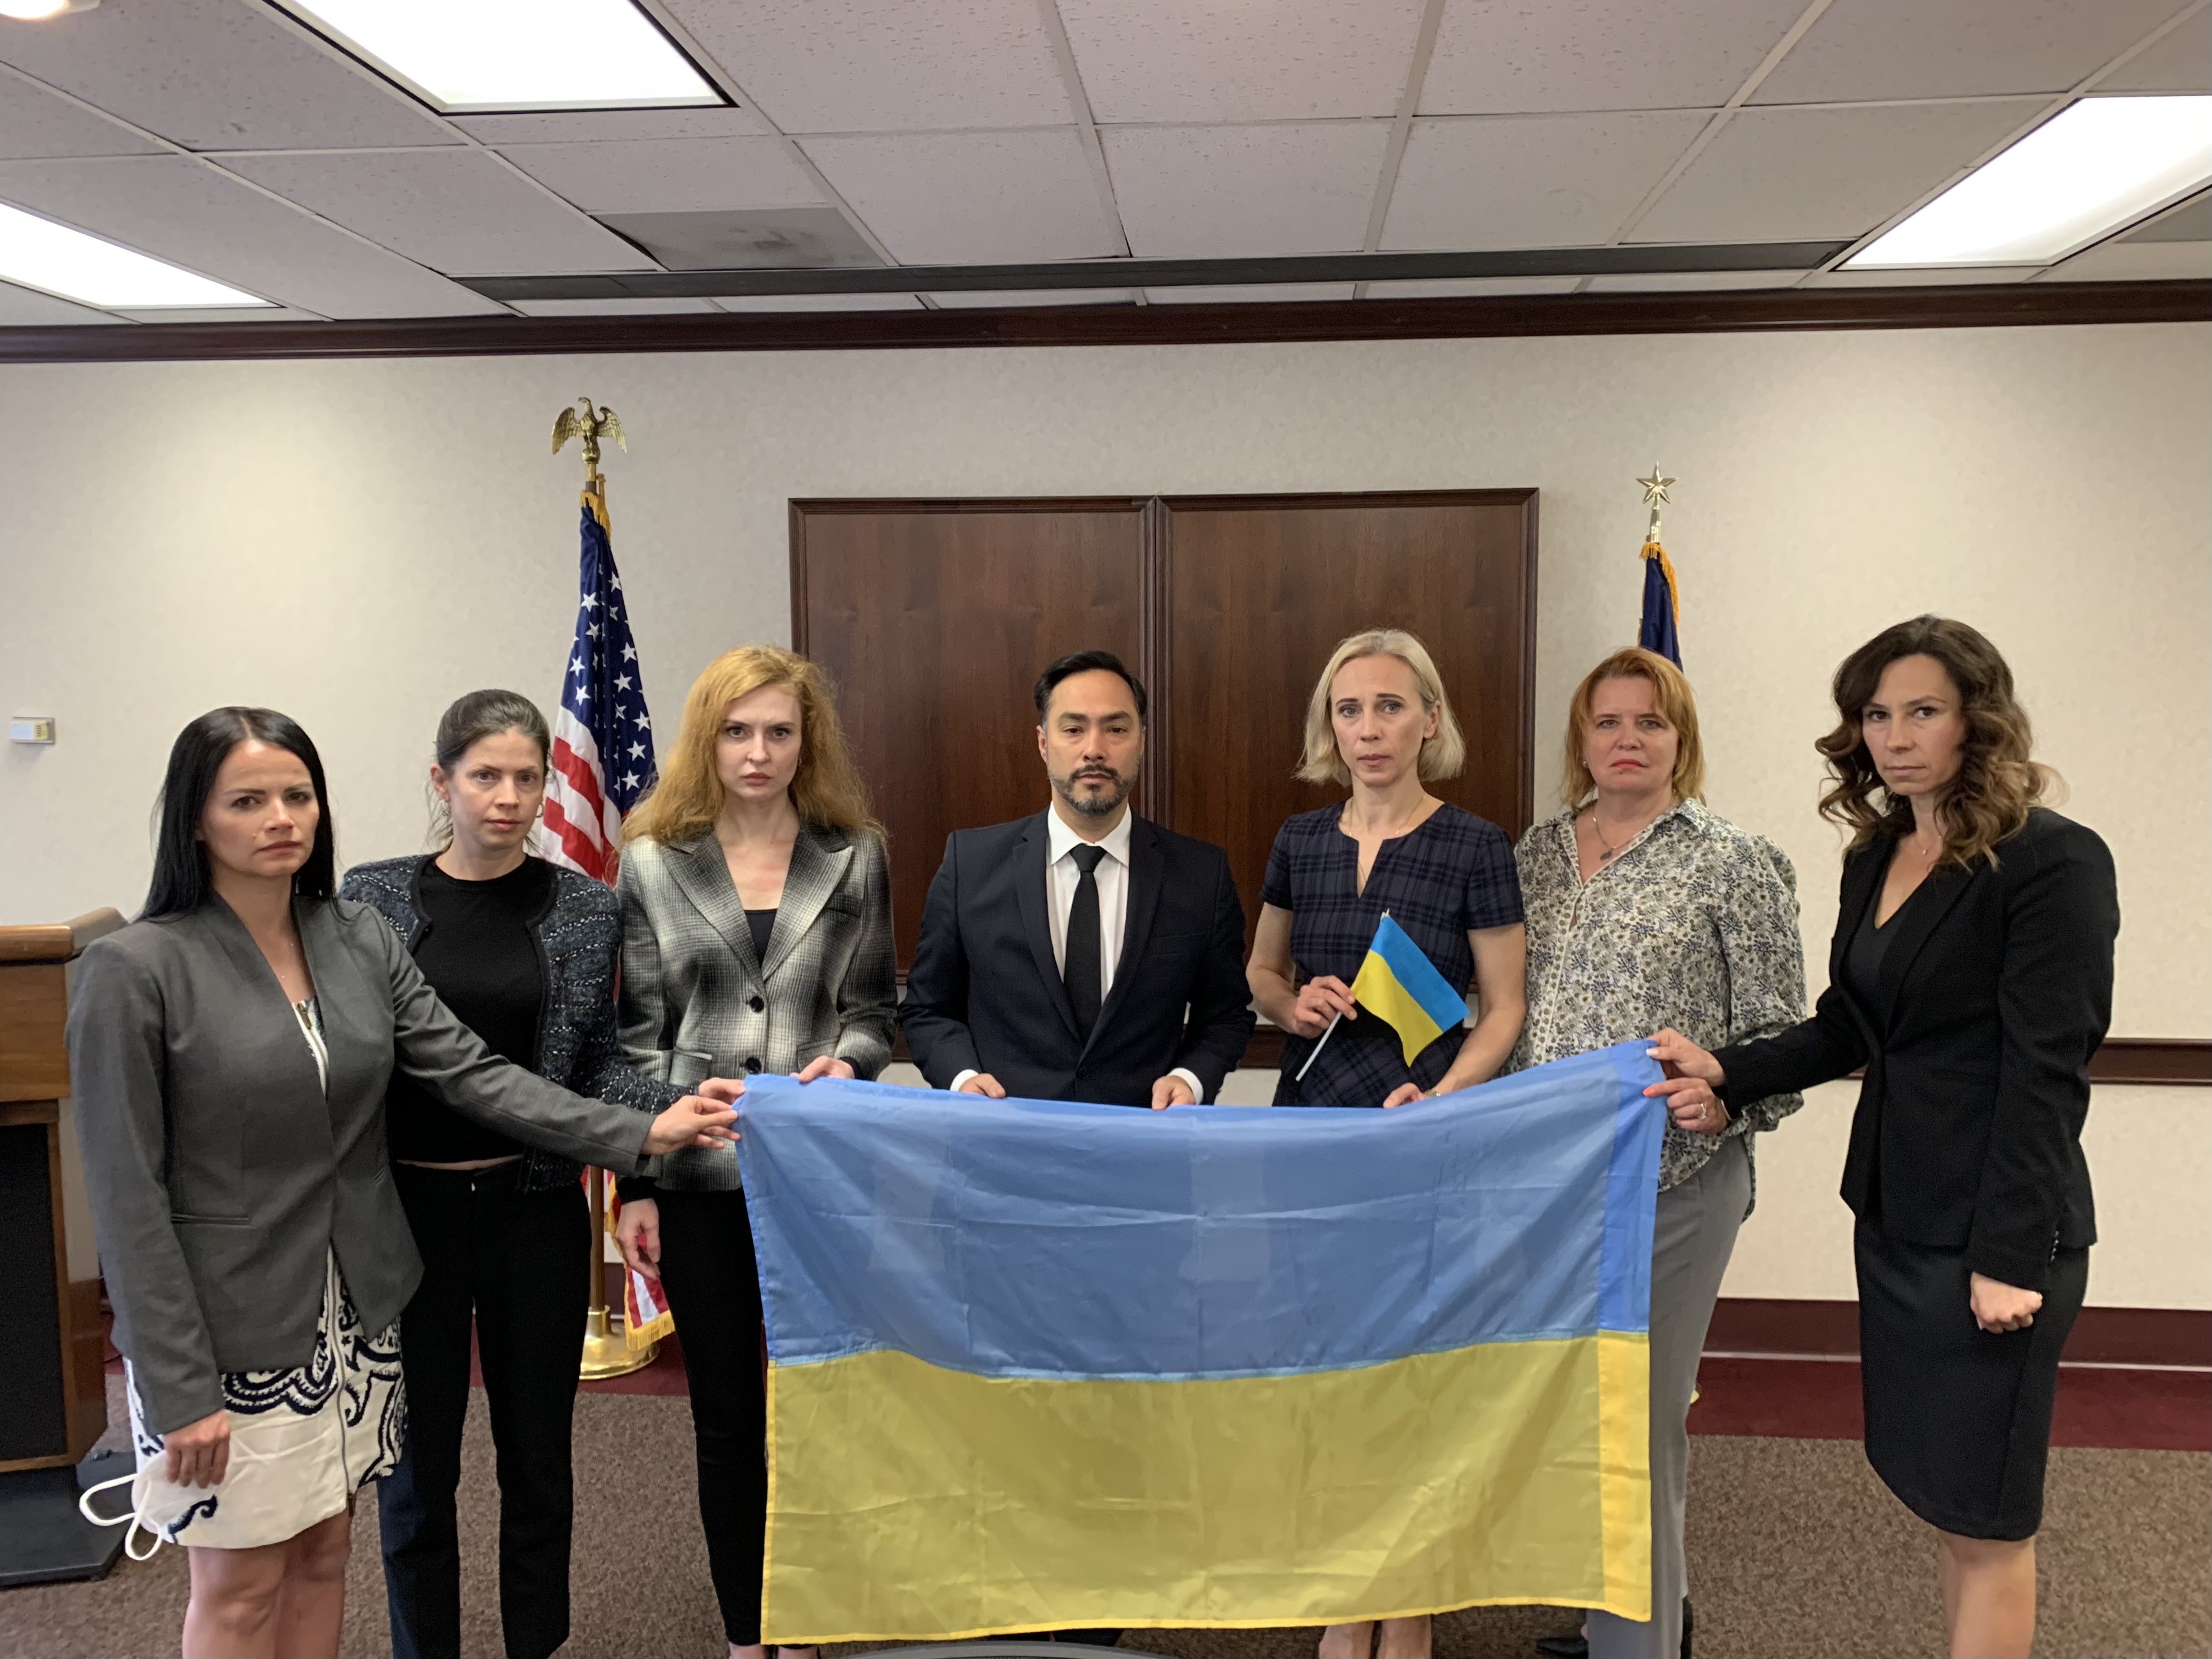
[617,824,896,1192]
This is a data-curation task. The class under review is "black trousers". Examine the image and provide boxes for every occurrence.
[654,1188,771,1650]
[380,1162,589,1659]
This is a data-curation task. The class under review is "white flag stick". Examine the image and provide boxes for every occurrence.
[1293,1010,1343,1083]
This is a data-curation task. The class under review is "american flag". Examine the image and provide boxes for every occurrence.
[545,486,674,1349]
[544,488,655,882]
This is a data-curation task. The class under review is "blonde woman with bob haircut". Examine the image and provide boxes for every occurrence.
[1247,628,1525,1656]
[1650,619,2117,1659]
[1509,646,1807,1659]
[612,644,894,1659]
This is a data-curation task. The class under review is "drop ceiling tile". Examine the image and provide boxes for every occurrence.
[2098,9,2212,93]
[499,138,822,214]
[1803,264,2038,285]
[0,0,454,150]
[508,297,721,315]
[1423,0,1808,115]
[1383,111,1710,248]
[1634,100,2045,244]
[1584,270,1805,290]
[1057,0,1425,122]
[219,148,653,276]
[454,107,775,144]
[2126,191,2212,242]
[1752,0,2186,103]
[0,155,506,316]
[1367,276,1584,295]
[0,278,126,324]
[711,292,921,310]
[1102,123,1389,257]
[798,129,1120,263]
[662,0,1070,133]
[2044,238,2212,280]
[0,72,164,160]
[1145,282,1357,302]
[927,288,1136,306]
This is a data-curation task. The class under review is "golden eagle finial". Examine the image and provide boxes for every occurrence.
[551,396,627,486]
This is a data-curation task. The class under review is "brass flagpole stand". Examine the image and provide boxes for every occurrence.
[554,397,654,1383]
[581,1165,652,1380]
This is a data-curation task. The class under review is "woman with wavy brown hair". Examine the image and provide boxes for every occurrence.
[1650,616,2118,1659]
[612,645,894,1659]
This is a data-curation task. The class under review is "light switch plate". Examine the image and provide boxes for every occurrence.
[9,716,56,744]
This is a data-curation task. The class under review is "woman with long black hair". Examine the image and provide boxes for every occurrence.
[68,707,737,1659]
[341,689,723,1659]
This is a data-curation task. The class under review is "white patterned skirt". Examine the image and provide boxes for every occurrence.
[123,1251,405,1550]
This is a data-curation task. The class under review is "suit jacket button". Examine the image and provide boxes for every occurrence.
[748,995,765,1013]
[744,1057,762,1074]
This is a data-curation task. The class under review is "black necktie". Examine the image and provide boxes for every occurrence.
[1063,843,1107,1042]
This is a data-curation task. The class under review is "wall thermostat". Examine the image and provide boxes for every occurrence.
[9,717,56,745]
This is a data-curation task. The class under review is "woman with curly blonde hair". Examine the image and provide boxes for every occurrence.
[614,644,893,1659]
[1651,617,2119,1659]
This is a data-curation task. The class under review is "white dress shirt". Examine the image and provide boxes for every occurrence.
[951,807,1207,1103]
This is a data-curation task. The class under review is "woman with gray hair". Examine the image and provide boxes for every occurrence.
[1245,628,1526,1659]
[339,689,735,1659]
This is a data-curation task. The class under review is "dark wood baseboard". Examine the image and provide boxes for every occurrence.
[1707,1297,2212,1369]
[0,280,2202,365]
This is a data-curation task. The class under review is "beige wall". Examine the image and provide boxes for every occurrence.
[4,323,2205,1302]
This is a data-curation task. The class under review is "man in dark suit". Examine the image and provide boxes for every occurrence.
[902,649,1256,1111]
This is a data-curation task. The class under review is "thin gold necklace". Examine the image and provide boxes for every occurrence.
[1587,798,1670,863]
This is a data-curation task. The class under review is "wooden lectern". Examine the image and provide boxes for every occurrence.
[0,910,126,1584]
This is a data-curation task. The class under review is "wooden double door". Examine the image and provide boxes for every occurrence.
[790,490,1537,975]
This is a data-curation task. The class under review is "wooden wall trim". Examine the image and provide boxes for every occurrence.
[1,281,2202,366]
[2089,1037,2212,1085]
[1707,1298,2212,1370]
[1228,1030,2210,1080]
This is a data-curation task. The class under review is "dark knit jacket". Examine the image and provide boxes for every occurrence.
[339,853,685,1191]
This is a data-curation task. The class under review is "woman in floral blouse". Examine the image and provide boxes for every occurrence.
[1513,647,1805,1659]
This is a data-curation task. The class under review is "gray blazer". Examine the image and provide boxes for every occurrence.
[67,897,666,1435]
[619,825,895,1192]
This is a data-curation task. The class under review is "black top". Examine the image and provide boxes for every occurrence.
[386,857,555,1163]
[900,810,1257,1107]
[745,907,776,963]
[1714,809,2118,1292]
[1259,802,1522,1105]
[1843,853,1914,1012]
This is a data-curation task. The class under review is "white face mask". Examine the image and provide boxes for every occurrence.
[78,1469,169,1562]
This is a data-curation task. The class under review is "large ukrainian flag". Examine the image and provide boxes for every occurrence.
[737,1041,1664,1646]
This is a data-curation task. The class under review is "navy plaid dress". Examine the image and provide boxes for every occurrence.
[1262,802,1524,1106]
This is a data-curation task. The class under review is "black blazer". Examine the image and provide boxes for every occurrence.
[1715,808,2117,1291]
[901,811,1257,1107]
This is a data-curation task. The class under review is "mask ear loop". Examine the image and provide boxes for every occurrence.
[78,1470,168,1562]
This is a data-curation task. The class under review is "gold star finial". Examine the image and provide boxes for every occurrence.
[1637,466,1675,508]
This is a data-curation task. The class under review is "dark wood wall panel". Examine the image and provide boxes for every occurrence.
[1156,491,1537,951]
[791,499,1148,968]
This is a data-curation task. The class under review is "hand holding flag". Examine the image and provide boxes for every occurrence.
[1294,912,1469,1088]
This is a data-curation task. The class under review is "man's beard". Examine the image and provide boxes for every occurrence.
[1054,765,1133,817]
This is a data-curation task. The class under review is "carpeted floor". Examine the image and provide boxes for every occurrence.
[3,1377,2204,1659]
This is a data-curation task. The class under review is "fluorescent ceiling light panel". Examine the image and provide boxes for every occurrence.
[0,202,268,308]
[1847,96,2212,267]
[280,0,720,113]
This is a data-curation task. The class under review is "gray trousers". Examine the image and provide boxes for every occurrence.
[1588,1133,1751,1659]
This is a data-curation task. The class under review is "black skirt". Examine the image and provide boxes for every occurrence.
[1855,1222,2088,1540]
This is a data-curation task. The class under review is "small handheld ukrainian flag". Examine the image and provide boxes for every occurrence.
[1350,912,1468,1067]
